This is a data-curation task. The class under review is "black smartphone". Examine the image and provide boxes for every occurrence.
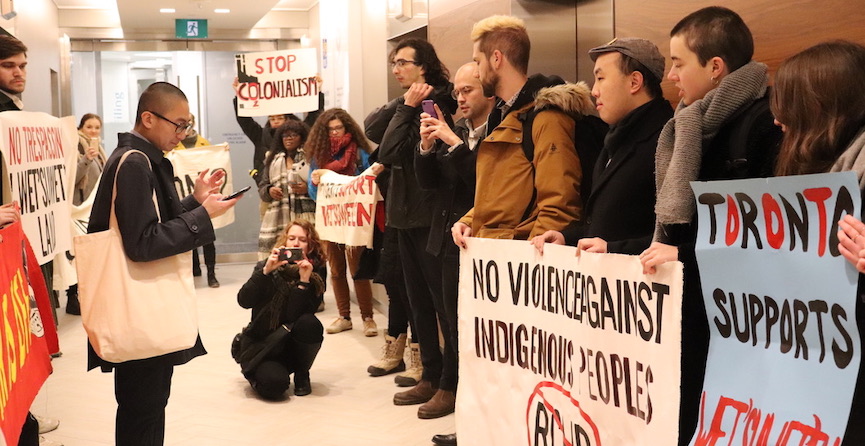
[421,99,436,116]
[278,247,304,263]
[221,185,251,201]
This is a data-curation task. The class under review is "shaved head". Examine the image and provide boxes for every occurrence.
[135,82,188,126]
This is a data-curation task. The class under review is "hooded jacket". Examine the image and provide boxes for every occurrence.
[458,74,594,240]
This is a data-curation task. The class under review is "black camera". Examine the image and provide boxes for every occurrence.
[278,247,304,263]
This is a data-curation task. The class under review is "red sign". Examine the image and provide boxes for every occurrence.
[0,221,55,445]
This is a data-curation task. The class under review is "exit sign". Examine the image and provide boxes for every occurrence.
[176,19,208,39]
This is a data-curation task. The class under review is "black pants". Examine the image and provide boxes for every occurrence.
[18,412,38,446]
[397,227,453,388]
[248,314,323,399]
[114,360,174,446]
[438,242,461,392]
[191,242,216,271]
[378,227,415,339]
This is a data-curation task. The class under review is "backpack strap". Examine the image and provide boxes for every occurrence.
[723,96,772,178]
[518,109,606,210]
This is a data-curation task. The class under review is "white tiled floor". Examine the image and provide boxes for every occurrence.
[32,262,453,446]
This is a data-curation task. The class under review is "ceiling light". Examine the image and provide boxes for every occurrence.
[214,9,230,13]
[160,8,176,13]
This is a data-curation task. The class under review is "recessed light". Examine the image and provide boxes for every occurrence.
[214,9,230,13]
[159,8,175,13]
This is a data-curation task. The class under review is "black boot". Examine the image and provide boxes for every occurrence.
[207,266,220,288]
[290,339,322,396]
[66,284,81,315]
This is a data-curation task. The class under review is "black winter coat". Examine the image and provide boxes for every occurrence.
[563,97,673,254]
[365,83,457,229]
[414,118,478,257]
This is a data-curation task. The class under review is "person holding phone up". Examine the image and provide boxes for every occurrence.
[236,219,327,399]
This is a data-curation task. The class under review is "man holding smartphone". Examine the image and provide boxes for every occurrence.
[88,82,238,445]
[364,38,459,414]
[415,61,496,443]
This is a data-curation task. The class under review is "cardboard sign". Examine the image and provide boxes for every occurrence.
[235,48,319,117]
[457,239,683,445]
[0,112,78,264]
[690,172,862,445]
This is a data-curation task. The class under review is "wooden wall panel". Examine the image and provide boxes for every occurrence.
[428,0,511,79]
[615,0,865,105]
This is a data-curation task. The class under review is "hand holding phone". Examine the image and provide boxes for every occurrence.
[421,100,437,118]
[278,247,304,263]
[221,185,251,201]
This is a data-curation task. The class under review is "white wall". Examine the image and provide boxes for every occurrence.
[316,0,389,126]
[0,0,62,114]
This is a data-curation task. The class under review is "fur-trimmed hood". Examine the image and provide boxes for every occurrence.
[534,81,595,117]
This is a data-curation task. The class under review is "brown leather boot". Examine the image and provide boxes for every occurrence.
[393,379,437,406]
[418,389,456,419]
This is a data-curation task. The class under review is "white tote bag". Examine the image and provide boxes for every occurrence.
[73,150,198,363]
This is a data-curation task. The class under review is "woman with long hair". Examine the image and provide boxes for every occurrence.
[236,219,327,399]
[773,40,865,445]
[305,108,378,336]
[257,119,315,260]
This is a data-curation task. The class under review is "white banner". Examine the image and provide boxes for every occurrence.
[690,173,861,445]
[235,48,319,117]
[0,112,78,264]
[314,166,382,248]
[457,238,683,445]
[164,143,235,229]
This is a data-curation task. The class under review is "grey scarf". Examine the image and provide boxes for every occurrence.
[654,61,769,241]
[830,127,865,189]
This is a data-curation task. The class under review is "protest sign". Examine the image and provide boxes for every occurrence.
[165,143,235,229]
[0,112,78,264]
[235,48,318,117]
[0,222,55,445]
[457,239,683,445]
[314,165,382,248]
[690,172,861,445]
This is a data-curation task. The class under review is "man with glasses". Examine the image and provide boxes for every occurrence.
[364,38,459,414]
[414,61,495,444]
[88,82,238,446]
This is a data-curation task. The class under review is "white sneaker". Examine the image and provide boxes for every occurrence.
[362,317,378,337]
[326,317,352,334]
[39,436,64,446]
[36,415,59,434]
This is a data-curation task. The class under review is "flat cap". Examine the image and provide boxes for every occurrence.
[589,37,665,81]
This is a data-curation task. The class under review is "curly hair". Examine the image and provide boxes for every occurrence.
[265,119,310,168]
[391,38,450,87]
[274,219,326,268]
[305,108,372,168]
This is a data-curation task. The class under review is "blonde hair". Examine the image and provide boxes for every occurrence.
[471,15,530,75]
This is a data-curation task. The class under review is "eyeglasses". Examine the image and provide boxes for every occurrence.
[390,59,419,69]
[283,132,301,139]
[451,86,476,101]
[148,110,194,135]
[327,125,345,133]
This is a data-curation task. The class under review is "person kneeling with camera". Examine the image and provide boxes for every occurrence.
[235,220,327,399]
